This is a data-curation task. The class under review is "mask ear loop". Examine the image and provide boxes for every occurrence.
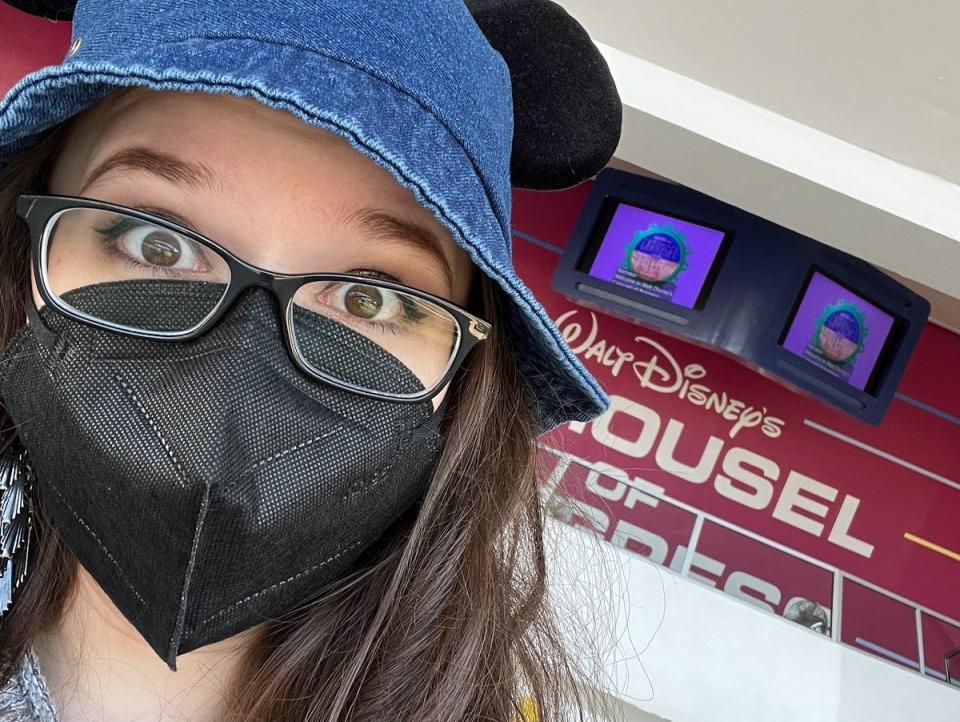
[23,292,57,349]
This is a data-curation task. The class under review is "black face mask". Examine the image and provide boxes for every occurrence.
[0,285,445,669]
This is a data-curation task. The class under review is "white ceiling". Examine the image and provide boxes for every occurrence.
[558,0,959,185]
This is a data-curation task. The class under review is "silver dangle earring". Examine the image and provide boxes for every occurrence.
[0,447,33,614]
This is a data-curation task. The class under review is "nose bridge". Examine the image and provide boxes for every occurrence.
[205,263,323,387]
[228,251,300,298]
[219,273,290,336]
[230,262,301,313]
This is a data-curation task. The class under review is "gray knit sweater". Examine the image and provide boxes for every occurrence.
[0,649,59,721]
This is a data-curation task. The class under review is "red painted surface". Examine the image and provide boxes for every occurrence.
[0,5,71,94]
[513,183,960,629]
[842,580,919,670]
[695,520,834,617]
[547,449,699,567]
[923,613,960,680]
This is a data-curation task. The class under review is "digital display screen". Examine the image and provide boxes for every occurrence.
[781,271,897,392]
[581,201,729,310]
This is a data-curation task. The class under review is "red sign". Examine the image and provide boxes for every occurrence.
[513,184,960,627]
[543,447,698,569]
[923,614,960,682]
[842,580,919,671]
[695,521,833,618]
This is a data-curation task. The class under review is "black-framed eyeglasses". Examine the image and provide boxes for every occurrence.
[16,194,491,403]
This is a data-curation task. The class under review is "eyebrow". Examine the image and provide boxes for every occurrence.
[343,208,455,288]
[80,147,223,195]
[80,147,456,287]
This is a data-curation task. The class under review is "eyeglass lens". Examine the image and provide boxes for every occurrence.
[41,207,461,397]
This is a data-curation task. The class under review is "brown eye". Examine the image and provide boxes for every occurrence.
[115,222,200,269]
[140,232,182,267]
[344,285,383,319]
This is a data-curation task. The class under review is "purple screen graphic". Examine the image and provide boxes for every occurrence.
[586,203,727,309]
[781,272,896,391]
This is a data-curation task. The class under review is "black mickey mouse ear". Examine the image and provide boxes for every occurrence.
[466,0,622,190]
[2,0,75,19]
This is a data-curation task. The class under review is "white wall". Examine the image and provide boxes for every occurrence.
[545,519,960,722]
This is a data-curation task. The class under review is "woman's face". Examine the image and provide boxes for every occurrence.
[31,88,476,404]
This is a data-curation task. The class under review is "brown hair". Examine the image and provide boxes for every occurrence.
[0,116,609,721]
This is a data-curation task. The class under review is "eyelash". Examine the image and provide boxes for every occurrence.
[93,216,212,278]
[314,273,428,335]
[94,212,428,334]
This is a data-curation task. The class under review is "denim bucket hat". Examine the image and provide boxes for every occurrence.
[0,0,614,430]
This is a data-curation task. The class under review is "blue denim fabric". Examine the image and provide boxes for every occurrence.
[0,0,609,430]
